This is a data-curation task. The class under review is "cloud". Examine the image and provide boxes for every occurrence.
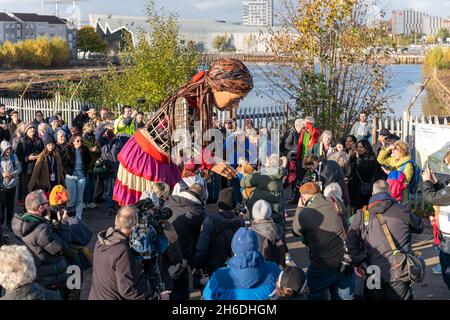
[192,0,239,11]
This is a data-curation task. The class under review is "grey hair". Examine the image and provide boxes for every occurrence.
[324,183,343,202]
[115,206,138,230]
[38,123,49,132]
[320,130,332,142]
[328,151,349,165]
[294,118,304,130]
[267,154,280,167]
[0,245,36,291]
[373,180,390,194]
[56,129,66,137]
[304,116,315,124]
[25,190,46,212]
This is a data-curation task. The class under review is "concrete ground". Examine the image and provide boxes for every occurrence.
[2,195,449,300]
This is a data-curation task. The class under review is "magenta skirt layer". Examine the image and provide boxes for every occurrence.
[113,135,181,206]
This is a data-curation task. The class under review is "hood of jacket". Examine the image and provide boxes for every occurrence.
[368,192,395,214]
[97,227,129,248]
[227,251,266,288]
[212,211,244,231]
[251,220,278,242]
[12,213,49,238]
[173,192,202,206]
[1,140,11,157]
[260,166,284,180]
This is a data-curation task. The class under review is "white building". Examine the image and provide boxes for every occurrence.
[392,9,427,35]
[242,0,273,27]
[90,14,279,54]
[423,15,444,36]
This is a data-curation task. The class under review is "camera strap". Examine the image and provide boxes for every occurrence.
[330,196,348,241]
[375,213,401,255]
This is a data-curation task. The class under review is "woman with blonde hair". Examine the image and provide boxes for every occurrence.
[377,140,414,203]
[311,130,335,160]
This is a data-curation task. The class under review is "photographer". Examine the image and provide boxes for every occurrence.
[11,190,72,297]
[292,182,354,300]
[114,105,136,136]
[89,206,170,300]
[347,180,423,300]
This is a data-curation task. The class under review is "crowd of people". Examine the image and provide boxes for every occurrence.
[0,101,449,301]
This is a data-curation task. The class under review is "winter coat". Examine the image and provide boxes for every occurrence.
[0,283,61,300]
[60,145,91,177]
[423,180,450,206]
[97,126,130,176]
[11,213,71,289]
[318,159,350,206]
[281,128,299,160]
[166,192,207,265]
[64,216,93,271]
[377,147,414,204]
[88,228,149,300]
[241,166,285,223]
[251,220,286,267]
[7,120,20,139]
[0,141,21,189]
[72,113,90,133]
[15,136,44,175]
[114,115,136,136]
[348,153,383,209]
[193,210,244,273]
[202,251,280,300]
[28,150,65,192]
[347,192,424,283]
[292,194,346,271]
[172,175,209,201]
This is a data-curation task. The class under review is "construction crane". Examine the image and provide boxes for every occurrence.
[42,0,89,26]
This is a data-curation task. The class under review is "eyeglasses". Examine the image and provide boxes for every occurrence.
[40,201,49,207]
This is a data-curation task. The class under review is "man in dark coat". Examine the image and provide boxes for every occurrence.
[292,182,353,300]
[72,105,90,133]
[89,206,166,300]
[165,183,207,300]
[193,188,244,276]
[11,190,71,293]
[347,180,424,300]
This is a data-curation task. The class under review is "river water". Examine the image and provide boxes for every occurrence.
[241,63,426,117]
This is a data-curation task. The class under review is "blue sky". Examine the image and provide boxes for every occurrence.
[0,0,449,24]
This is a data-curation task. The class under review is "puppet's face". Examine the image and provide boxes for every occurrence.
[212,91,247,111]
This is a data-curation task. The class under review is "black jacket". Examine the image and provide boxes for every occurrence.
[89,228,150,300]
[319,159,350,206]
[281,128,299,160]
[64,216,93,271]
[292,194,346,271]
[348,154,383,209]
[0,283,61,300]
[12,213,71,289]
[347,192,424,282]
[61,145,91,176]
[166,192,207,265]
[15,136,44,174]
[193,210,244,273]
[423,180,450,206]
[72,113,90,132]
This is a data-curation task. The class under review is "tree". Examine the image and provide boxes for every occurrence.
[77,26,108,58]
[436,28,450,43]
[261,0,391,137]
[63,0,200,110]
[212,35,227,52]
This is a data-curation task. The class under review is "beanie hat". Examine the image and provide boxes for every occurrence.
[217,188,236,211]
[81,105,90,112]
[23,122,35,134]
[44,133,55,146]
[335,138,346,147]
[48,115,58,124]
[299,182,320,195]
[379,128,391,137]
[49,185,69,206]
[231,227,259,254]
[278,266,306,294]
[252,199,272,220]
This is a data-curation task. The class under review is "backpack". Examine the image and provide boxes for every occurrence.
[209,214,240,259]
[400,160,421,195]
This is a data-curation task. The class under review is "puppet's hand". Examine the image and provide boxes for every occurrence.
[211,163,237,179]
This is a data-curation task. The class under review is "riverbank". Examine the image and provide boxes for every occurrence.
[422,67,450,116]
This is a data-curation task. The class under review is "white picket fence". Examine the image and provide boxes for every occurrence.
[0,97,289,131]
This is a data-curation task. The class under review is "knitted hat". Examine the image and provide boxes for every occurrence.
[23,122,35,134]
[252,199,272,220]
[49,185,69,206]
[48,115,58,124]
[278,266,306,294]
[299,182,320,195]
[231,228,259,254]
[217,188,236,211]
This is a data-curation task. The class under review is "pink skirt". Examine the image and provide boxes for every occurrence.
[113,130,181,206]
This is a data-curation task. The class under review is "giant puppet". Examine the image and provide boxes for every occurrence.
[113,59,254,205]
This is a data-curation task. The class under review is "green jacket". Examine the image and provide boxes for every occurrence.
[241,167,285,223]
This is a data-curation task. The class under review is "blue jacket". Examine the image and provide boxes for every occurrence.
[202,251,280,300]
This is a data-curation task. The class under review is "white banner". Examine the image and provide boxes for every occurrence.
[415,123,450,175]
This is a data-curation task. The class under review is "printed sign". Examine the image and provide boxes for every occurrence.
[415,123,450,175]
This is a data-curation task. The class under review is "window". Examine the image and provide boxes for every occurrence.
[39,32,45,36]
